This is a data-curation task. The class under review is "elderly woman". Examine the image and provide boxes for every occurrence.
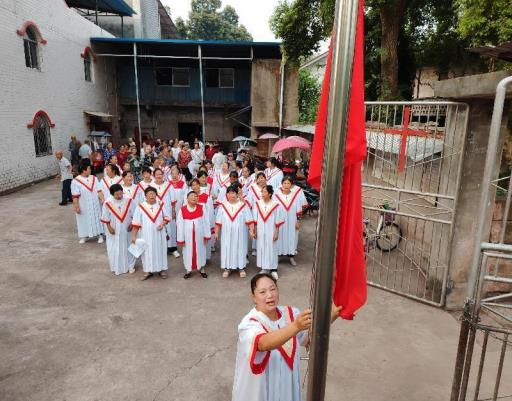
[232,273,340,401]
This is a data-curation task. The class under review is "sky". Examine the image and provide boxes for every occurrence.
[161,0,281,42]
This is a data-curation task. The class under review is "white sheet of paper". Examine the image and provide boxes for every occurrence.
[128,239,147,258]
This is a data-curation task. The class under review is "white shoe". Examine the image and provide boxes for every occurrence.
[79,238,86,244]
[129,268,135,274]
[252,250,256,256]
[172,250,181,258]
[271,271,279,280]
[97,236,104,244]
[290,257,297,267]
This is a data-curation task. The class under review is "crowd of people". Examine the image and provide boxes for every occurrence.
[57,136,309,282]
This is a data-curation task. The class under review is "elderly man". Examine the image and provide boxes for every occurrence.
[68,133,80,166]
[55,150,74,206]
[78,140,93,165]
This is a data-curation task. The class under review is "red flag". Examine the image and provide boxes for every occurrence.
[308,1,367,320]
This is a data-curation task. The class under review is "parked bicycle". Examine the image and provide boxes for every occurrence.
[363,203,402,252]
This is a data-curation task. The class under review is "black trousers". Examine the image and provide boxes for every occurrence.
[62,179,73,203]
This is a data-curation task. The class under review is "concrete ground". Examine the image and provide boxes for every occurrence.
[0,179,508,401]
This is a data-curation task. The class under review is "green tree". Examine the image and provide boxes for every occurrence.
[298,69,321,123]
[177,0,252,41]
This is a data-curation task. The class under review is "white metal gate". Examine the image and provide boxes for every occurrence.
[362,101,469,306]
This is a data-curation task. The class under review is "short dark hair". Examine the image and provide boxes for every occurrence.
[197,171,208,178]
[256,172,266,180]
[107,163,120,176]
[144,186,157,195]
[187,190,197,198]
[122,171,132,178]
[189,178,200,186]
[109,183,123,196]
[250,272,277,294]
[77,161,90,174]
[142,167,152,175]
[226,185,238,194]
[235,161,243,168]
[269,157,278,166]
[264,185,274,197]
[282,175,294,184]
[229,171,239,178]
[153,167,163,175]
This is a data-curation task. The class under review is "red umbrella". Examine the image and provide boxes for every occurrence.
[272,136,311,153]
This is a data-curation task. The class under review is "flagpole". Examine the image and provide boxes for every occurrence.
[306,0,360,400]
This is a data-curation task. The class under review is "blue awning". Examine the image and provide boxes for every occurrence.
[65,0,135,17]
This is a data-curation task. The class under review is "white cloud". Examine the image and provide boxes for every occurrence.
[162,0,280,42]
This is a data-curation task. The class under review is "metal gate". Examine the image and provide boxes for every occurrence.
[362,101,469,306]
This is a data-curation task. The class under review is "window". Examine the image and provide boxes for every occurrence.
[205,68,235,88]
[219,68,234,88]
[84,54,92,82]
[33,113,52,157]
[23,28,39,69]
[172,68,190,87]
[155,68,190,87]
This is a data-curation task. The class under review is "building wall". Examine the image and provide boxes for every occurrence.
[140,0,160,39]
[0,0,115,193]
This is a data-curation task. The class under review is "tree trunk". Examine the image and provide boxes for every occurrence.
[379,0,407,99]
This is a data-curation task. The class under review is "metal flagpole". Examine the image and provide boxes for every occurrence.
[306,0,360,400]
[133,42,142,149]
[198,45,206,144]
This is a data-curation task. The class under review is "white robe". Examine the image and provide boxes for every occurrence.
[99,175,123,200]
[264,168,284,192]
[212,172,231,205]
[246,184,264,252]
[176,204,211,272]
[101,196,136,275]
[135,180,155,204]
[71,175,104,238]
[239,175,254,196]
[253,199,285,270]
[122,183,141,203]
[275,187,308,256]
[169,179,189,248]
[131,201,170,273]
[232,306,307,401]
[215,201,254,270]
[152,181,177,249]
[198,192,215,259]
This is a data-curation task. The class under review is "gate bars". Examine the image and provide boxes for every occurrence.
[450,76,512,401]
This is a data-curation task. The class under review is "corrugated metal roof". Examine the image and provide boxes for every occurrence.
[90,37,281,47]
[65,0,135,16]
[469,42,512,62]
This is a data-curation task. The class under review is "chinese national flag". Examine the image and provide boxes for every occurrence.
[307,0,367,320]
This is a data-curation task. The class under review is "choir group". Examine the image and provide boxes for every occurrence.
[70,157,309,281]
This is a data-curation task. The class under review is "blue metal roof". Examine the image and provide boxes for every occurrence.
[66,0,135,17]
[90,37,281,47]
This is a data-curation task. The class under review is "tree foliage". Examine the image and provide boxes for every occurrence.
[298,69,321,123]
[176,0,252,41]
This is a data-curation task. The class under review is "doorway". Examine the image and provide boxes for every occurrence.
[178,123,202,145]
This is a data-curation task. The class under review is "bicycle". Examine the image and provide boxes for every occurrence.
[363,203,402,252]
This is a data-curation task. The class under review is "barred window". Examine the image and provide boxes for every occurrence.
[24,28,39,69]
[33,114,52,157]
[84,54,92,82]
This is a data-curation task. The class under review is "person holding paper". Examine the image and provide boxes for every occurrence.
[131,186,170,281]
[101,184,136,275]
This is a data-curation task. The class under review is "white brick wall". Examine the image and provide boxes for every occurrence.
[0,0,115,193]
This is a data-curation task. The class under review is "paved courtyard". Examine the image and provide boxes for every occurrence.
[0,179,507,401]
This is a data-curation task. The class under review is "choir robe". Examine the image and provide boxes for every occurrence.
[176,204,211,272]
[232,306,307,401]
[239,176,254,196]
[212,173,230,205]
[274,187,308,256]
[197,192,215,260]
[152,181,177,249]
[169,179,188,248]
[71,175,104,238]
[253,199,285,270]
[101,196,136,275]
[99,175,123,200]
[135,180,155,204]
[246,184,264,252]
[264,168,284,192]
[122,183,140,203]
[215,200,254,270]
[131,200,170,273]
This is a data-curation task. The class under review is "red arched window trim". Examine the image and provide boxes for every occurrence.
[81,46,97,62]
[27,110,55,128]
[17,21,47,44]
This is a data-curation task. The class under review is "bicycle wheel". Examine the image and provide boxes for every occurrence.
[376,222,402,252]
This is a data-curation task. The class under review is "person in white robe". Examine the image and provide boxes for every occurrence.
[98,164,123,203]
[176,191,211,279]
[136,167,155,204]
[152,168,178,258]
[232,273,342,401]
[246,173,267,256]
[121,171,140,202]
[131,186,170,280]
[191,175,215,259]
[211,162,231,206]
[239,167,254,197]
[169,165,188,258]
[275,177,308,266]
[101,184,136,275]
[71,162,104,244]
[216,171,240,205]
[215,186,254,278]
[250,186,285,280]
[264,158,284,192]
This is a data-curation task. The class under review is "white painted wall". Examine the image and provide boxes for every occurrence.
[0,0,115,192]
